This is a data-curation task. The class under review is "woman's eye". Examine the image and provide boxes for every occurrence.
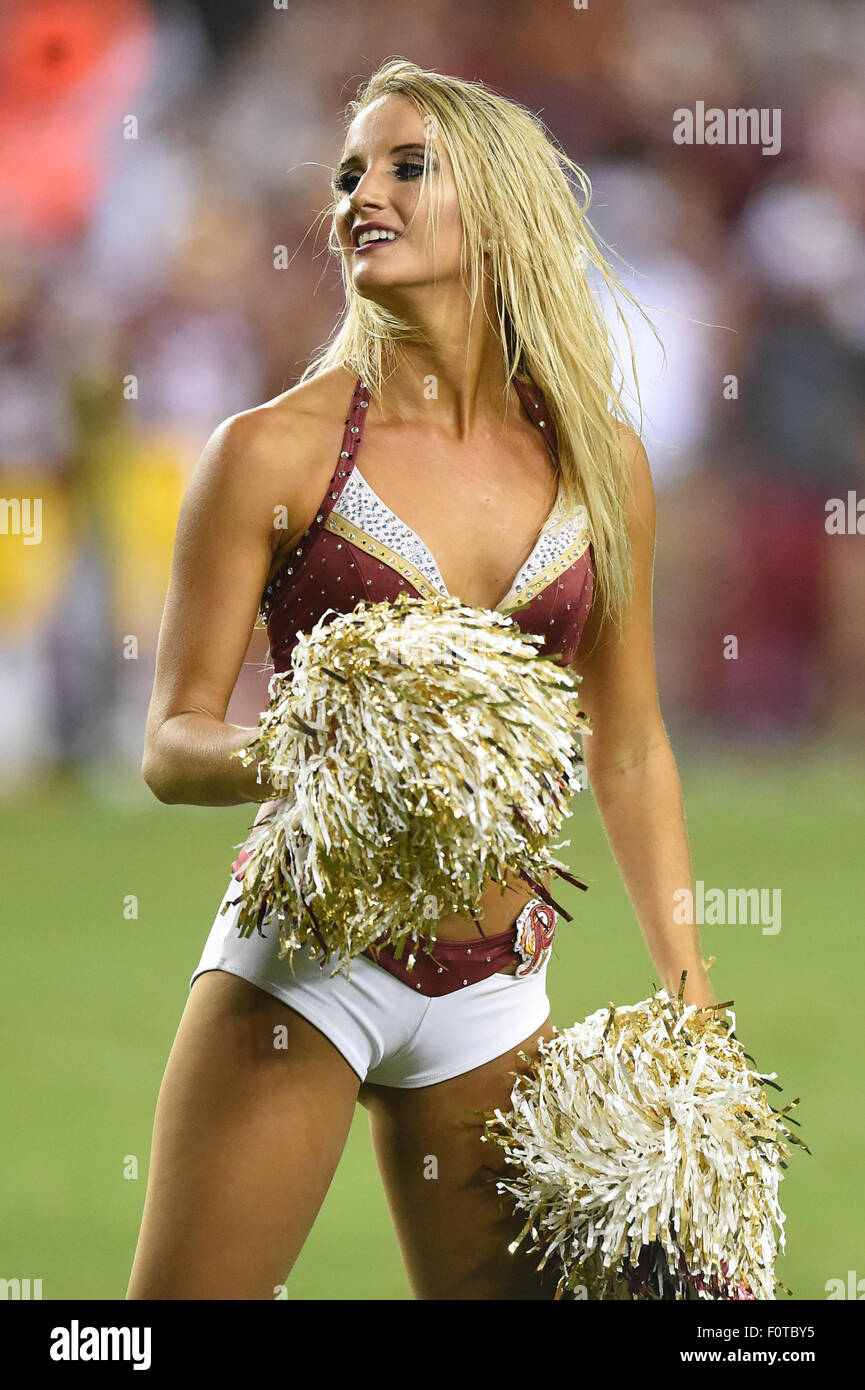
[333,171,359,194]
[333,159,432,194]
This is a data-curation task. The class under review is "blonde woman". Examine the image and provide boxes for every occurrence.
[128,59,715,1301]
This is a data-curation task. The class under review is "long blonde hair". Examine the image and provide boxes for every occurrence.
[300,58,662,629]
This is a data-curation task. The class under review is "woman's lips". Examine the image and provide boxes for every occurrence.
[353,235,401,253]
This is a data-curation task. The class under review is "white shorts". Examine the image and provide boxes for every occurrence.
[189,876,552,1089]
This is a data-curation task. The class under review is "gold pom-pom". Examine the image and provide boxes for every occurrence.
[481,977,809,1300]
[230,592,592,974]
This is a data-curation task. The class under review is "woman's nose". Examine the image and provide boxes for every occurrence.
[349,166,389,209]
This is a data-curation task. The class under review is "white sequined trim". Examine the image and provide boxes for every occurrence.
[330,467,591,613]
[498,529,592,615]
[497,489,591,612]
[324,511,441,599]
[331,470,449,597]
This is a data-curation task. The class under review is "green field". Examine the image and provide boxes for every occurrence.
[1,745,861,1300]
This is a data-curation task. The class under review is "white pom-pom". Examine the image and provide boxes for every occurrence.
[482,985,808,1300]
[232,592,592,974]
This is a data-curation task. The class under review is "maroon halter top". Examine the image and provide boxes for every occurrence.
[260,375,594,670]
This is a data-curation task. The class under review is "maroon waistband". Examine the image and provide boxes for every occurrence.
[362,900,557,997]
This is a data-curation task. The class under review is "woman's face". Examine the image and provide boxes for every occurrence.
[333,93,465,303]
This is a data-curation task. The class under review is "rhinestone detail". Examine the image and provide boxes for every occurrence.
[332,468,588,608]
[332,470,450,597]
[260,378,593,636]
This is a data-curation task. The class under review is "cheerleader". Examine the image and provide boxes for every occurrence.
[127,59,714,1301]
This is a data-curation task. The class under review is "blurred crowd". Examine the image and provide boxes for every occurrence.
[1,0,864,794]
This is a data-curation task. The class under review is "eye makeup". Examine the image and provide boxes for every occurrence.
[332,143,438,194]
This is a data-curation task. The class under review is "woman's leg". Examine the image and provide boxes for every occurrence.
[358,1014,562,1300]
[127,970,361,1299]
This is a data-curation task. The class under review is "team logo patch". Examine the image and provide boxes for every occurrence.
[513,900,557,977]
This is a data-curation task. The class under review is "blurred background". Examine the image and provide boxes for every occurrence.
[1,0,863,1301]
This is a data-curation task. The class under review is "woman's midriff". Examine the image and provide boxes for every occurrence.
[422,872,552,975]
[249,797,548,975]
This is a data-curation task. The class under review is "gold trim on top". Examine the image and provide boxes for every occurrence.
[497,529,592,615]
[324,512,443,600]
[327,507,591,618]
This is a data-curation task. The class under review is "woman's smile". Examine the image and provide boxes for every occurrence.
[353,232,403,254]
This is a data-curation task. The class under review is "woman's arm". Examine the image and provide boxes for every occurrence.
[141,406,302,807]
[571,426,715,1009]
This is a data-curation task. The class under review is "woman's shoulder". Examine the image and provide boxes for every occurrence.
[211,364,359,474]
[610,415,646,458]
[611,417,652,494]
[609,417,655,551]
[184,366,360,545]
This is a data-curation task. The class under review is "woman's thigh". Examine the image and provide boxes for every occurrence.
[126,969,361,1300]
[359,1014,561,1300]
